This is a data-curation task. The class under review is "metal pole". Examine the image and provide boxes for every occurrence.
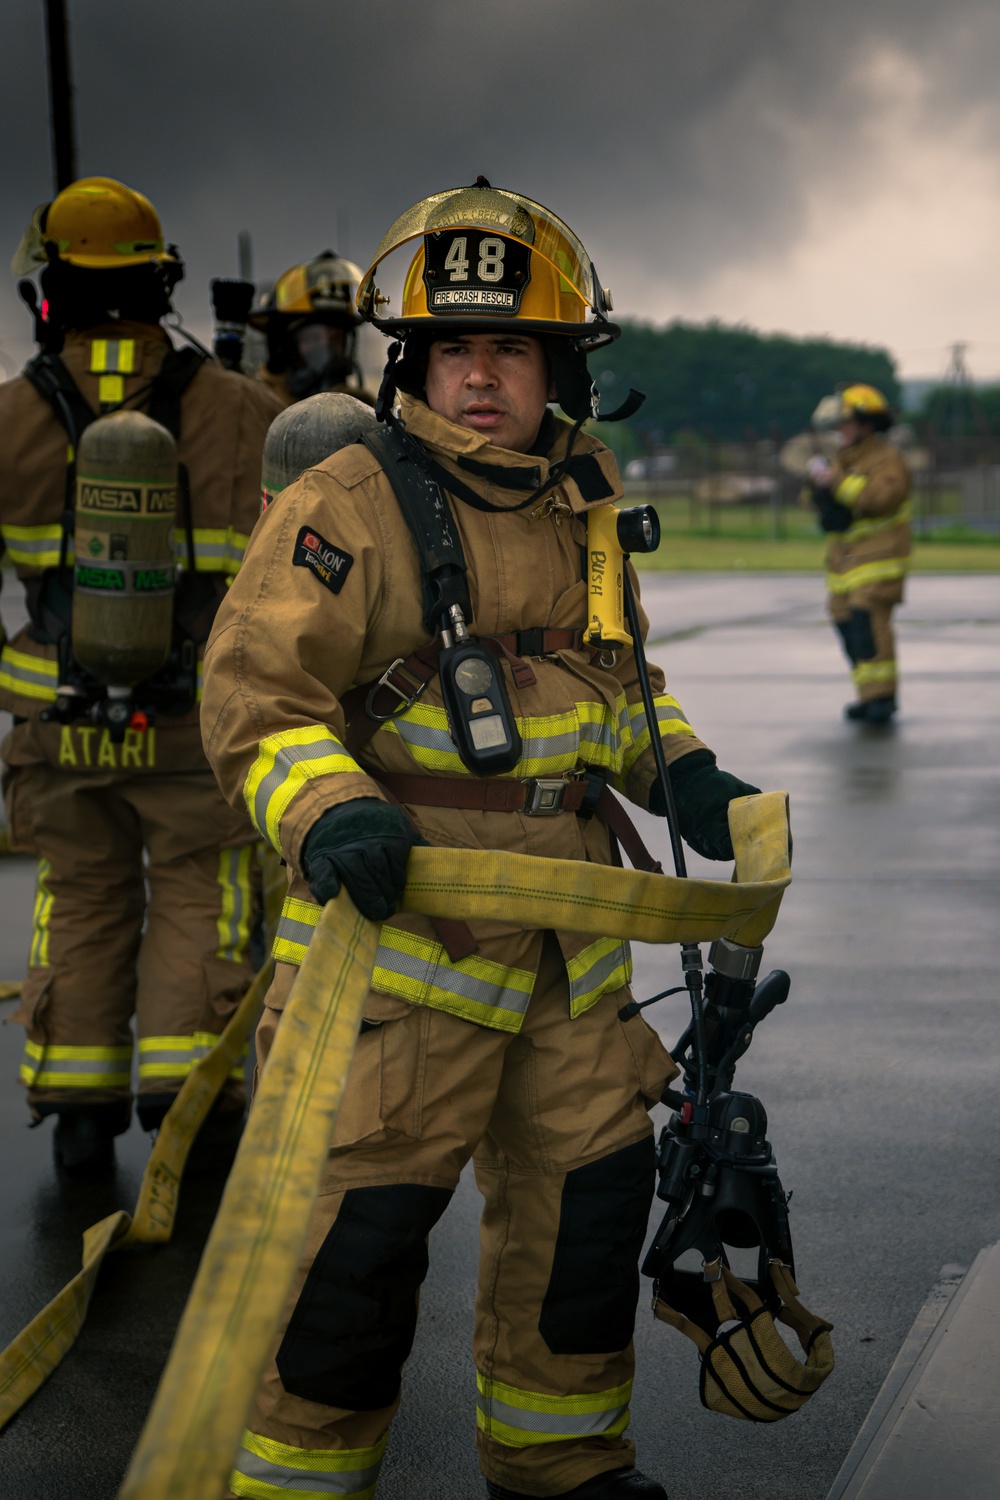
[44,0,77,191]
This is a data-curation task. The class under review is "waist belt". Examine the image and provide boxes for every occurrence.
[376,770,662,875]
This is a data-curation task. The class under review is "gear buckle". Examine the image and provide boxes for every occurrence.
[523,778,567,816]
[365,659,428,722]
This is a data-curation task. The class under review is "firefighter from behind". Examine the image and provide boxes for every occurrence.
[806,384,910,723]
[202,180,762,1500]
[0,176,283,1172]
[250,251,375,408]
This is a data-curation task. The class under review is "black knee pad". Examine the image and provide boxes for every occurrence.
[833,619,856,664]
[277,1183,452,1409]
[849,607,876,662]
[539,1136,655,1355]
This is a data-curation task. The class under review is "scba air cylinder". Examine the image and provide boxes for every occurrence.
[72,409,177,687]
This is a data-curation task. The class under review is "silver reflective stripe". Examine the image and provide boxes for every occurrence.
[477,1392,629,1438]
[252,739,348,838]
[275,911,318,952]
[34,1055,128,1076]
[628,699,691,739]
[389,716,458,756]
[0,650,58,688]
[234,1450,383,1495]
[374,939,533,1019]
[1,530,65,559]
[569,942,628,1007]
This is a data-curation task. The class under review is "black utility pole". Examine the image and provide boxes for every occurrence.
[44,0,77,191]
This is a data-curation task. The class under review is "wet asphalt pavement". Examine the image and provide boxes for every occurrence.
[1,573,998,1499]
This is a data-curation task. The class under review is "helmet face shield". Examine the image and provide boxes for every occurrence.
[812,385,891,430]
[251,254,363,329]
[358,183,617,347]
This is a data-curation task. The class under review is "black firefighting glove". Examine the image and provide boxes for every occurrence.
[649,749,760,861]
[302,799,421,921]
[810,485,853,533]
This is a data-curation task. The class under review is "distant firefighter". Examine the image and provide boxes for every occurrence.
[250,251,375,408]
[806,385,910,724]
[0,176,282,1172]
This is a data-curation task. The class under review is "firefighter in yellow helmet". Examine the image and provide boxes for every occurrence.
[203,178,761,1499]
[0,177,283,1172]
[250,251,375,408]
[806,384,910,723]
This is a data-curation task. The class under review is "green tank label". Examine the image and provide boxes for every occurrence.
[75,564,126,590]
[135,568,174,591]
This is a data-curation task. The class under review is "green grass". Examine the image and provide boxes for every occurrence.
[630,494,1000,572]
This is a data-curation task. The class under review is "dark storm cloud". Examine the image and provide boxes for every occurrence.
[1,0,998,371]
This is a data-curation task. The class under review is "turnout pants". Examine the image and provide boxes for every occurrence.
[6,763,257,1125]
[827,580,902,704]
[230,932,676,1499]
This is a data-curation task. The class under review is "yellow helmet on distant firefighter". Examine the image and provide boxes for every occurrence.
[357,177,624,420]
[250,253,363,330]
[812,384,893,433]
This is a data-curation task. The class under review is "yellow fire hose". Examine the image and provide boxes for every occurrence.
[116,792,790,1500]
[0,839,286,1431]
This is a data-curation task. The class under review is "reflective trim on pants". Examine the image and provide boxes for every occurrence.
[137,1031,245,1082]
[216,844,254,964]
[852,659,896,689]
[566,936,631,1017]
[476,1371,632,1447]
[230,1428,388,1499]
[30,858,54,968]
[19,1039,132,1090]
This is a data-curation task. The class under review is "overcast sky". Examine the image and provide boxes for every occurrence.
[2,0,1000,382]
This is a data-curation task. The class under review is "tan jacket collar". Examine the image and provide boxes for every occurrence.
[398,393,623,513]
[840,432,885,467]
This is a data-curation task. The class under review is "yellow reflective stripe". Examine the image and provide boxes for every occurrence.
[89,338,135,374]
[476,1372,632,1447]
[622,693,694,773]
[244,726,364,850]
[852,660,896,685]
[98,373,124,405]
[834,472,868,506]
[0,645,59,702]
[566,936,632,1017]
[1,523,69,569]
[175,526,250,575]
[231,1428,387,1499]
[216,844,254,964]
[373,925,535,1032]
[845,500,911,542]
[272,896,537,1032]
[30,858,54,968]
[826,557,909,594]
[20,1039,132,1089]
[382,695,650,782]
[196,658,204,703]
[137,1031,245,1081]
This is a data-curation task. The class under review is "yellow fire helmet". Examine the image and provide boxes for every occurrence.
[250,252,364,329]
[11,177,177,274]
[357,176,619,348]
[813,384,892,431]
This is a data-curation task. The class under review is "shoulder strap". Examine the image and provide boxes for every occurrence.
[22,352,96,448]
[361,424,472,633]
[147,345,207,439]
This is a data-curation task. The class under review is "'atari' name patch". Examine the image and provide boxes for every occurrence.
[293,526,354,594]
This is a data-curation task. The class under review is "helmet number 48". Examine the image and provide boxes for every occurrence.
[443,235,506,283]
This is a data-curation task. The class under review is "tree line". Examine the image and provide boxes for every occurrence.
[594,319,900,456]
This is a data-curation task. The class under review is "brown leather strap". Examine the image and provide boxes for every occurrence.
[376,771,662,873]
[342,629,586,759]
[376,772,590,814]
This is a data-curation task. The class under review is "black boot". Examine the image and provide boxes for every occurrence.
[845,695,897,724]
[51,1101,130,1174]
[487,1468,668,1499]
